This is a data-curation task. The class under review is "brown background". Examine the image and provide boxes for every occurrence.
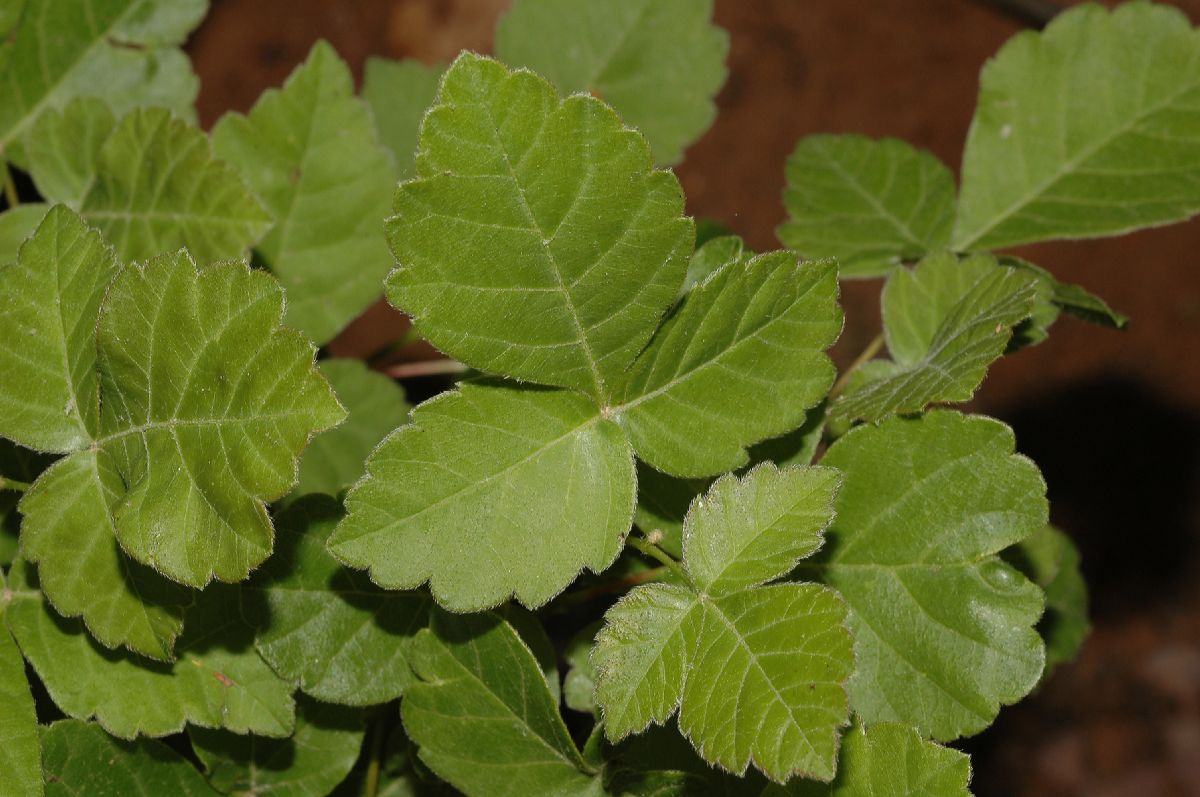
[187,2,1200,794]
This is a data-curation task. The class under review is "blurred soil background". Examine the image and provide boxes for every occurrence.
[188,1,1200,794]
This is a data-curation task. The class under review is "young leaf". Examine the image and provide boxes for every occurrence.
[594,464,853,783]
[0,204,48,264]
[808,411,1047,741]
[494,0,729,165]
[6,558,295,740]
[402,610,599,797]
[1000,256,1129,330]
[1004,525,1091,674]
[833,253,1040,423]
[681,234,752,298]
[212,41,397,344]
[771,721,972,797]
[614,252,841,478]
[292,359,408,501]
[248,496,430,706]
[24,97,116,205]
[954,3,1200,251]
[190,698,364,797]
[362,57,444,180]
[778,135,956,278]
[329,380,635,611]
[42,720,217,797]
[0,0,205,167]
[0,570,42,797]
[385,52,693,404]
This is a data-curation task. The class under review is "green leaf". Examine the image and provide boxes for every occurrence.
[190,697,363,797]
[0,570,42,797]
[1000,256,1129,330]
[614,251,840,477]
[0,204,48,264]
[680,234,751,298]
[24,97,116,205]
[362,57,444,180]
[0,0,205,167]
[292,359,408,501]
[954,3,1200,251]
[809,411,1047,740]
[772,721,972,797]
[563,621,601,715]
[248,495,430,706]
[595,464,853,783]
[1004,525,1090,673]
[328,380,635,612]
[212,42,397,344]
[41,719,216,797]
[778,135,956,278]
[385,52,693,404]
[494,0,728,165]
[6,558,295,739]
[402,610,599,797]
[833,253,1040,423]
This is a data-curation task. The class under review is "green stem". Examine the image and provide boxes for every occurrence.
[364,709,386,797]
[0,476,30,493]
[627,537,689,584]
[2,163,18,209]
[828,333,885,400]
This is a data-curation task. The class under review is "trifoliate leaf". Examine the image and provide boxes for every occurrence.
[0,204,48,264]
[833,253,1039,423]
[0,571,42,797]
[248,496,429,706]
[41,720,217,797]
[614,252,840,478]
[190,697,363,797]
[595,464,852,783]
[778,135,956,278]
[328,380,635,612]
[292,360,408,500]
[1004,525,1090,674]
[402,610,599,797]
[362,57,444,180]
[0,0,205,167]
[494,0,728,165]
[808,411,1047,740]
[24,97,116,205]
[954,3,1200,251]
[772,721,972,797]
[6,558,295,739]
[385,52,693,404]
[213,42,397,344]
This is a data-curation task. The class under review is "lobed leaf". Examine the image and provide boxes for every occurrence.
[778,135,956,278]
[362,57,444,180]
[213,41,397,344]
[494,0,729,165]
[385,52,693,403]
[0,570,42,797]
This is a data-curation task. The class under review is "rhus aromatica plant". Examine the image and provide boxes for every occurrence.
[1,0,1192,794]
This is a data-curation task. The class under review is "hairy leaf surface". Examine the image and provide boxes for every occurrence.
[386,53,693,403]
[779,135,956,278]
[954,3,1200,250]
[329,381,635,611]
[0,571,41,797]
[0,204,48,264]
[809,411,1047,740]
[362,57,444,180]
[213,42,397,344]
[24,97,116,205]
[494,0,728,165]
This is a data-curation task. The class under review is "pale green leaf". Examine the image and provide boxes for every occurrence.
[385,52,693,403]
[833,253,1040,423]
[362,57,444,180]
[213,42,397,344]
[292,359,408,500]
[249,495,429,706]
[80,108,271,263]
[954,3,1200,251]
[6,558,295,740]
[190,698,363,797]
[24,97,116,205]
[0,204,48,264]
[495,0,728,165]
[329,380,635,612]
[779,135,956,278]
[1004,525,1090,673]
[0,571,42,797]
[808,411,1047,740]
[615,252,840,478]
[402,610,599,797]
[774,721,972,797]
[41,720,216,797]
[0,0,205,167]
